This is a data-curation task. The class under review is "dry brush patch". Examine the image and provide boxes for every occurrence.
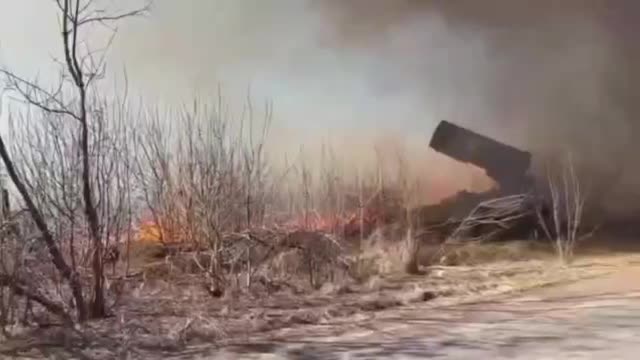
[0,141,613,356]
[0,101,596,349]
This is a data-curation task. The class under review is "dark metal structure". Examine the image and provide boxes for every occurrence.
[429,120,532,193]
[1,188,9,218]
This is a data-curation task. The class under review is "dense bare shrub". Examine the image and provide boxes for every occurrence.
[133,95,274,294]
[0,0,148,321]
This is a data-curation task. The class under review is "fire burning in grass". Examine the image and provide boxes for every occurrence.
[281,207,391,237]
[133,218,195,248]
[136,220,165,243]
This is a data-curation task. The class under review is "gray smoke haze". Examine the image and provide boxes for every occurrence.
[112,0,640,209]
[3,1,638,208]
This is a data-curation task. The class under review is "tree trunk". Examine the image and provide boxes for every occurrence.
[78,93,106,319]
[0,136,87,321]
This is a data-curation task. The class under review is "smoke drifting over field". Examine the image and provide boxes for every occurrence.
[115,0,639,209]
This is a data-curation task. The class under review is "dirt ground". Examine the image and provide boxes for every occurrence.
[231,265,640,359]
[205,257,640,359]
[2,248,639,359]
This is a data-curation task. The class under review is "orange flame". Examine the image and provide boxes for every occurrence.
[136,220,165,243]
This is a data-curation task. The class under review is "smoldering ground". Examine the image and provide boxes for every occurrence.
[95,0,640,212]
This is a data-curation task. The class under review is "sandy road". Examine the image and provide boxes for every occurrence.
[217,266,640,359]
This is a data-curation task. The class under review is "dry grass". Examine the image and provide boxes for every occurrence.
[348,224,418,280]
[433,240,553,266]
[1,248,630,359]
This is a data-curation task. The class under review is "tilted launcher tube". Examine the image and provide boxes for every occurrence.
[429,120,532,193]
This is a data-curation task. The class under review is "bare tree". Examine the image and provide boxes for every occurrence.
[0,0,148,321]
[542,154,588,263]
